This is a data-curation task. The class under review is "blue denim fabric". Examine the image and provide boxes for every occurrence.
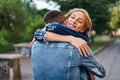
[31,41,106,80]
[80,66,91,80]
[35,22,89,42]
[34,23,91,80]
[34,28,91,80]
[34,30,47,43]
[33,25,106,80]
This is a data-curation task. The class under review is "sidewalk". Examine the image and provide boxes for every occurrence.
[96,38,120,80]
[20,58,33,80]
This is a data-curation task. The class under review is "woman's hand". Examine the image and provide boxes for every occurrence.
[45,32,90,57]
[30,38,35,48]
[68,36,90,57]
[34,31,90,56]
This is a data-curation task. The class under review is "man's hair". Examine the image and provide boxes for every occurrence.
[43,10,66,24]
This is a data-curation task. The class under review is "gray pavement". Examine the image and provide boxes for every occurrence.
[20,58,33,80]
[20,38,120,80]
[96,38,120,80]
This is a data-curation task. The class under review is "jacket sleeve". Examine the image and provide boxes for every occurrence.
[45,23,89,42]
[80,50,106,78]
[34,29,47,43]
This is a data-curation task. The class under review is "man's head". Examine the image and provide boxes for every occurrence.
[44,10,66,24]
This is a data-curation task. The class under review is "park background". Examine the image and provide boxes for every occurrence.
[0,0,120,53]
[0,0,120,80]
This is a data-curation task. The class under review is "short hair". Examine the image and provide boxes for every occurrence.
[43,10,66,24]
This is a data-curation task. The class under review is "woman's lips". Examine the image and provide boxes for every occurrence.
[68,23,76,29]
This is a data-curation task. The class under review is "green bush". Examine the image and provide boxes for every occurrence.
[0,33,14,53]
[22,15,44,42]
[0,44,14,53]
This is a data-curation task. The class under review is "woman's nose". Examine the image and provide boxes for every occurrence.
[72,19,77,24]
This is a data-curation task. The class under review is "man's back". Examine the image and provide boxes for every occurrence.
[31,41,81,80]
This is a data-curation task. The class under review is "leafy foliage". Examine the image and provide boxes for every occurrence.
[0,0,119,52]
[0,0,29,43]
[0,0,45,42]
[0,0,45,52]
[49,0,118,34]
[22,14,44,41]
[0,0,26,31]
[0,30,14,52]
[109,0,120,29]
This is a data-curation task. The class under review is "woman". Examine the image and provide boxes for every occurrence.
[31,8,106,80]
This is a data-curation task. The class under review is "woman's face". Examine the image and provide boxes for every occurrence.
[66,11,86,32]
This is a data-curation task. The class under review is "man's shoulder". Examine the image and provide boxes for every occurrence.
[48,42,74,49]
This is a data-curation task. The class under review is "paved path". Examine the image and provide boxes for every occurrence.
[96,38,120,80]
[20,58,33,80]
[20,38,120,80]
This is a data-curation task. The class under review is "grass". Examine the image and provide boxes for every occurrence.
[89,36,114,54]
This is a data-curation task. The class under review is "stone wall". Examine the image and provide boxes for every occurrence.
[0,59,13,80]
[14,43,31,57]
[0,54,21,80]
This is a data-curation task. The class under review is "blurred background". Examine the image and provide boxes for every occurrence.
[0,0,120,52]
[0,0,120,80]
[0,0,120,53]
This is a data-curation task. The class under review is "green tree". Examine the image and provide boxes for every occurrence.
[109,0,120,29]
[47,0,118,34]
[0,0,28,31]
[22,8,49,41]
[0,0,30,42]
[0,0,45,43]
[0,0,46,52]
[22,12,44,41]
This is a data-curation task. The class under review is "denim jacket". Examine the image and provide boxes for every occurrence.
[31,41,106,80]
[33,24,106,80]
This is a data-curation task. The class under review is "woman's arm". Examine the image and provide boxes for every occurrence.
[44,31,90,56]
[33,30,90,56]
[45,23,89,42]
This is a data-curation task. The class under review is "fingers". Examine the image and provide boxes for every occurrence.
[81,47,88,57]
[78,48,83,56]
[70,37,90,57]
[84,45,90,55]
[79,45,90,57]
